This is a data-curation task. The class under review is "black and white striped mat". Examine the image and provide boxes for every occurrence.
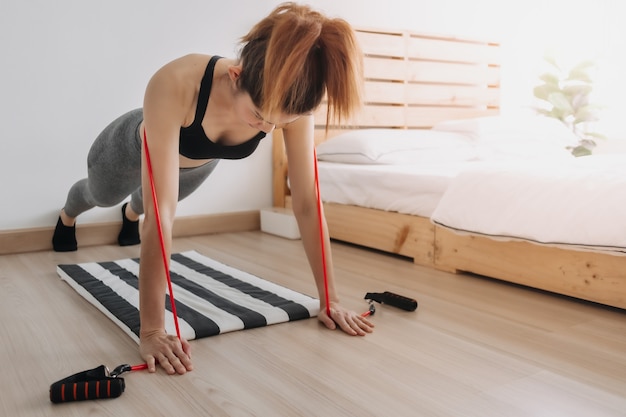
[57,251,320,343]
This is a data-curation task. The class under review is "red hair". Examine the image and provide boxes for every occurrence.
[237,2,363,126]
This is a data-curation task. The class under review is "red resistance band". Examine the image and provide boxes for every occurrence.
[143,128,183,341]
[313,149,331,318]
[314,150,374,320]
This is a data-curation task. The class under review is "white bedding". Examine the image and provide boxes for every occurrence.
[318,161,472,217]
[431,154,626,252]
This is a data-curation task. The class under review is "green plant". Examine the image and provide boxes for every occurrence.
[533,56,604,156]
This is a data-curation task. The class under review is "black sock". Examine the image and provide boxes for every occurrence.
[52,216,77,252]
[118,203,141,246]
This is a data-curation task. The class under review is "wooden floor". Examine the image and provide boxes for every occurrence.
[1,231,625,417]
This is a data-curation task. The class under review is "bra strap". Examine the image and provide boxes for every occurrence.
[191,55,222,126]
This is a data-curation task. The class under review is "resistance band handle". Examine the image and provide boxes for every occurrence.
[50,379,125,403]
[49,365,125,403]
[365,291,418,312]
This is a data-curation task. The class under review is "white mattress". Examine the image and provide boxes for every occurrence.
[318,154,626,253]
[430,154,626,253]
[318,161,474,217]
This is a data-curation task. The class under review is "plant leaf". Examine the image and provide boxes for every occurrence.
[538,73,560,85]
[549,107,568,121]
[571,60,596,72]
[562,84,592,97]
[571,145,593,157]
[567,70,593,83]
[533,83,560,101]
[543,54,561,70]
[547,92,574,114]
[573,105,600,123]
[567,60,595,82]
[584,132,607,140]
[563,84,592,109]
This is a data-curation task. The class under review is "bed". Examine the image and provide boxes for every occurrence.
[272,27,626,310]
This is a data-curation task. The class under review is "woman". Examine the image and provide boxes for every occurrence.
[53,2,374,375]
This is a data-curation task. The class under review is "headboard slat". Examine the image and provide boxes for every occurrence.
[407,36,500,64]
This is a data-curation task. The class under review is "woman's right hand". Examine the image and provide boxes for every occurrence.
[139,329,193,375]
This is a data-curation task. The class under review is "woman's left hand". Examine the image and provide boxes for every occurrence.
[318,302,375,336]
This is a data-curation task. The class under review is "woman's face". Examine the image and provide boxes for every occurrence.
[234,93,301,134]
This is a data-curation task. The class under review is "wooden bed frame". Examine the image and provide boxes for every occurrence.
[272,27,626,310]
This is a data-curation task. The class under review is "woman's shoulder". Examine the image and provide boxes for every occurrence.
[162,54,212,71]
[157,54,238,81]
[149,55,211,87]
[144,55,211,109]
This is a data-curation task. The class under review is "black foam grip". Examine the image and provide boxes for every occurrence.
[50,365,125,403]
[50,379,125,403]
[380,291,418,311]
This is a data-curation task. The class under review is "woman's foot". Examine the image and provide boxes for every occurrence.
[118,202,141,246]
[52,213,77,252]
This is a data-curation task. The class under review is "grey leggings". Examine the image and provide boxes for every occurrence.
[63,108,219,218]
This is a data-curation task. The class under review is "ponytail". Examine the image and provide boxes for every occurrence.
[237,2,363,126]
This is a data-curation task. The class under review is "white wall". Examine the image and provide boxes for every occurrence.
[0,0,280,230]
[2,0,624,231]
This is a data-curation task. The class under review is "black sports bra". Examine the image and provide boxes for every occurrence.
[178,55,266,160]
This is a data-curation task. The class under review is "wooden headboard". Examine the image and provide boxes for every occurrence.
[273,27,501,207]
